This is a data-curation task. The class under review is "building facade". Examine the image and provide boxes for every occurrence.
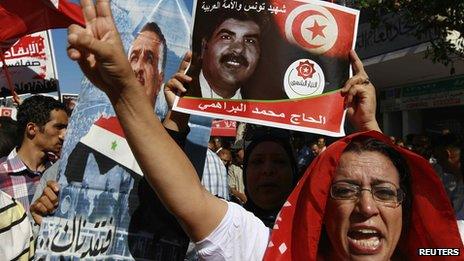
[356,11,464,139]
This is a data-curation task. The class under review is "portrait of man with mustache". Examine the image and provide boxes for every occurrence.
[189,9,267,99]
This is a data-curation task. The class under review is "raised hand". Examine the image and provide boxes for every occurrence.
[67,0,137,101]
[164,51,192,109]
[341,50,380,132]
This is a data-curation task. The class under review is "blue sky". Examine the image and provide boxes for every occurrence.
[53,0,193,94]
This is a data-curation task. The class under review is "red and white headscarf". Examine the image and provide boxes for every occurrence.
[264,131,463,260]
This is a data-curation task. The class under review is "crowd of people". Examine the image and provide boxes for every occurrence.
[0,0,463,260]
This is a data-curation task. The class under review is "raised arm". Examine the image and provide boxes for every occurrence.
[341,50,381,132]
[67,0,226,242]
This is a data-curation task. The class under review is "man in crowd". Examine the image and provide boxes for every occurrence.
[0,95,67,211]
[310,142,321,157]
[317,136,327,152]
[297,140,321,173]
[210,136,223,153]
[228,139,246,204]
[218,148,232,170]
[202,139,229,200]
[433,135,463,217]
[129,22,167,104]
[192,9,265,99]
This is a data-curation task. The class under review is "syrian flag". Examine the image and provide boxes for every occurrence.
[0,0,84,43]
[271,0,359,58]
[80,116,143,176]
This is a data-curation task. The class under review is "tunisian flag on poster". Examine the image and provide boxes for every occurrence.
[0,0,84,43]
[271,0,357,58]
[80,116,143,176]
[174,0,359,137]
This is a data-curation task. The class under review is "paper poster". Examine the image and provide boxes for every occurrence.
[35,0,195,259]
[174,0,359,137]
[0,31,59,96]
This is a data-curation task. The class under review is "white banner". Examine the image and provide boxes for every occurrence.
[0,30,59,95]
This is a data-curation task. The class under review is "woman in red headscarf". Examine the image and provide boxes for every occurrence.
[193,131,464,260]
[264,131,464,260]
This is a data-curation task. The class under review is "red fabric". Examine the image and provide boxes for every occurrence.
[94,116,126,138]
[211,120,237,137]
[270,0,358,58]
[264,131,463,260]
[0,0,84,43]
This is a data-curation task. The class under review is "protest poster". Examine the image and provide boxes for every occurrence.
[0,106,17,119]
[0,31,59,96]
[173,0,359,137]
[211,119,237,136]
[35,0,198,259]
[61,93,79,113]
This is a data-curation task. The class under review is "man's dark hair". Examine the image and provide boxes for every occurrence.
[200,7,270,43]
[0,116,18,157]
[344,137,412,230]
[140,22,167,71]
[0,131,16,157]
[16,95,66,144]
[191,2,269,60]
[0,116,17,136]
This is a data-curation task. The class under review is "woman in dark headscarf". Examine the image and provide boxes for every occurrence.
[242,129,298,227]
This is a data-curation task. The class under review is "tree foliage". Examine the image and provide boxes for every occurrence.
[352,0,463,71]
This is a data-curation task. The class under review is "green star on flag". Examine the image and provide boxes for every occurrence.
[80,116,143,175]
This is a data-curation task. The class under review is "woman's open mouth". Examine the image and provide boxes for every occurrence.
[347,228,383,254]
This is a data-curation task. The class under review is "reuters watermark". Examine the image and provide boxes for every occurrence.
[418,248,460,256]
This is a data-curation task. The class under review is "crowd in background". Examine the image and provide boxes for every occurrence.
[203,126,464,213]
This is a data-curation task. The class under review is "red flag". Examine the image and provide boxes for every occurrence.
[271,0,359,58]
[0,0,84,43]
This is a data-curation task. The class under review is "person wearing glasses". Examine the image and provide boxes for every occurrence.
[265,132,463,260]
[66,1,463,259]
[320,137,409,260]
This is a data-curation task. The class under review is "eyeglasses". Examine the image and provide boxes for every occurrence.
[330,181,405,208]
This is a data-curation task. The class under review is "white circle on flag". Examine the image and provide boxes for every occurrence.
[283,59,325,99]
[285,4,338,55]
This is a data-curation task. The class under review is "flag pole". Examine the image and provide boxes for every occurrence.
[46,30,62,102]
